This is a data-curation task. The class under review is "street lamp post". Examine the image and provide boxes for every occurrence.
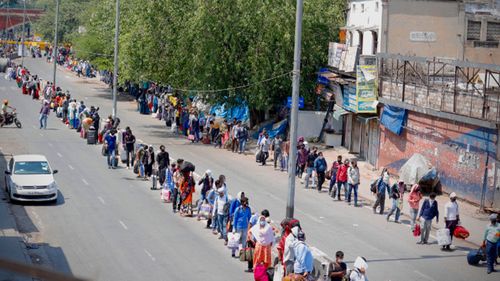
[21,0,26,66]
[112,0,120,119]
[52,0,60,89]
[286,0,304,219]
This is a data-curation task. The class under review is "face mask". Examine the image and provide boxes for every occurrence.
[338,259,344,263]
[259,220,266,227]
[429,199,435,205]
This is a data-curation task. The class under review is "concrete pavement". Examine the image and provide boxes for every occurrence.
[0,57,496,281]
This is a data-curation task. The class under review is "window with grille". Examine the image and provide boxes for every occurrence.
[467,20,481,41]
[486,21,500,41]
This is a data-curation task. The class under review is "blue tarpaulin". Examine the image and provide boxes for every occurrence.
[380,105,407,135]
[209,103,250,123]
[252,119,288,139]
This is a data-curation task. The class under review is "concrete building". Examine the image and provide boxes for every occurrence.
[375,0,500,208]
[345,0,383,55]
[381,0,500,64]
[324,0,500,208]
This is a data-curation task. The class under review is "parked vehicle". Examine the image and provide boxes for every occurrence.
[4,155,58,202]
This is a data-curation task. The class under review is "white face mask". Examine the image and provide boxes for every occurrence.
[429,199,435,205]
[259,220,266,227]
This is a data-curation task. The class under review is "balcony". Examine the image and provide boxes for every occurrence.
[377,53,500,126]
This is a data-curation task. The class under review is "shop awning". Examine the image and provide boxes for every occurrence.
[333,105,349,120]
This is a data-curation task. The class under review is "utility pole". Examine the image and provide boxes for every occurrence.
[286,0,304,219]
[112,0,120,118]
[21,0,26,66]
[52,0,60,89]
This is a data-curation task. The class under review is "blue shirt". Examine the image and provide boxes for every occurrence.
[232,206,252,231]
[206,189,216,205]
[377,179,390,195]
[229,199,241,219]
[314,157,327,172]
[165,169,174,192]
[419,199,439,221]
[293,241,313,274]
[105,134,117,152]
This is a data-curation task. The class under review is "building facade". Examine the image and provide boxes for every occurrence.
[325,0,500,207]
[376,0,500,208]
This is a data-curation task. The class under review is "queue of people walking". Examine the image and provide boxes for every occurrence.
[10,52,498,279]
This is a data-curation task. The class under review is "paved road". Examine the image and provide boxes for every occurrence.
[0,57,496,281]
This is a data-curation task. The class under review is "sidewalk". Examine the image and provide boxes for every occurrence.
[321,146,489,247]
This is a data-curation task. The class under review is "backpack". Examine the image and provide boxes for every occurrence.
[370,178,380,193]
[222,197,231,217]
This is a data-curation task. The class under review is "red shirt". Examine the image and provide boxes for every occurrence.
[336,164,348,182]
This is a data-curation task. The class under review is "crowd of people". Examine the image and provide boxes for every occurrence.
[7,48,498,279]
[3,56,370,281]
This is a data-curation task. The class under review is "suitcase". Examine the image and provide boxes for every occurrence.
[120,149,128,163]
[87,129,97,145]
[151,175,158,189]
[256,150,262,163]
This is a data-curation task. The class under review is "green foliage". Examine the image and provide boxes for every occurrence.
[68,0,346,109]
[32,0,91,43]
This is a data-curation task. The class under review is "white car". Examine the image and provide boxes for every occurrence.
[4,154,58,202]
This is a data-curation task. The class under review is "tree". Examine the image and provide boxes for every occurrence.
[70,0,346,110]
[32,0,91,43]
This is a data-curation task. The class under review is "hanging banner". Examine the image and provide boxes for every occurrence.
[356,65,378,113]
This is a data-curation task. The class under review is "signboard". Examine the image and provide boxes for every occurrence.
[409,32,437,42]
[341,46,359,73]
[328,42,346,69]
[328,42,358,72]
[356,65,378,113]
[343,85,357,112]
[286,96,304,109]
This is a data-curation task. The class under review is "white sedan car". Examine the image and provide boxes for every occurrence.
[4,154,59,202]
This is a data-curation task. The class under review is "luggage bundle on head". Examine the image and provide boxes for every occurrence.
[180,161,195,173]
[467,248,486,265]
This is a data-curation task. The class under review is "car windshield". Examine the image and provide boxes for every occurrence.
[14,161,51,175]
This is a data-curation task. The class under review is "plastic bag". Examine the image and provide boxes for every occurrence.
[227,232,241,249]
[436,228,451,246]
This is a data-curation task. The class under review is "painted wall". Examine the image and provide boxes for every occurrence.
[378,110,497,206]
[297,111,342,140]
[385,0,463,59]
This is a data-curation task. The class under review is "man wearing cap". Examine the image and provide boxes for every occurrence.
[443,192,460,250]
[483,214,499,274]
